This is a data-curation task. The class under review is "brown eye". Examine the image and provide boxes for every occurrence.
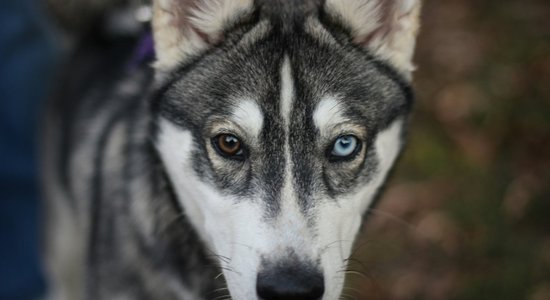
[213,134,244,159]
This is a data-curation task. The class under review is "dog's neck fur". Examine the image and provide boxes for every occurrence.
[110,79,221,299]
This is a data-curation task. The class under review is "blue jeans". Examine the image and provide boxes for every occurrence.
[0,0,59,299]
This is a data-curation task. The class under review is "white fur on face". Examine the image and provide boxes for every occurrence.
[156,118,265,300]
[317,118,404,300]
[310,93,405,299]
[156,38,406,296]
[313,96,348,137]
[155,115,404,300]
[157,54,407,299]
[230,99,264,140]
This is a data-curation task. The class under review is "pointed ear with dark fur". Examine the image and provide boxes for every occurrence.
[152,0,254,71]
[324,0,421,79]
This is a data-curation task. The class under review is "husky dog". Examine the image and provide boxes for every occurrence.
[42,0,421,299]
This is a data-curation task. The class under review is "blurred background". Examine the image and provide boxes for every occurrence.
[0,0,58,299]
[0,0,548,299]
[348,0,550,299]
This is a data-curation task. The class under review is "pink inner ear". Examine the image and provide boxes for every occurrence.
[194,28,217,45]
[356,0,398,48]
[166,0,217,45]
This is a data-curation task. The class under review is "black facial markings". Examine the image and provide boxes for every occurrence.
[258,109,286,217]
[256,46,286,217]
[153,0,412,222]
[287,53,321,216]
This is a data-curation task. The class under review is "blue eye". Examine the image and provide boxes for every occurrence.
[330,135,360,160]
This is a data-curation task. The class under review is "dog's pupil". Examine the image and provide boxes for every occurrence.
[340,138,351,147]
[220,135,240,154]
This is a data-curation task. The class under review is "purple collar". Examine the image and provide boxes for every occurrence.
[128,30,155,70]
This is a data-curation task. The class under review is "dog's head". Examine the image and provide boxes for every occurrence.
[152,0,420,299]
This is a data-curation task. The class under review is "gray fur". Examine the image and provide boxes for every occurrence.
[43,1,413,299]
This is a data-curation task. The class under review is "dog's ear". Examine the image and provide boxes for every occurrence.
[324,0,421,78]
[152,0,254,71]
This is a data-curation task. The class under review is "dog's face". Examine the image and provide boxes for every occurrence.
[153,1,420,299]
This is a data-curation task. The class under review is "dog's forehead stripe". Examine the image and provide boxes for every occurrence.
[280,57,293,127]
[280,55,294,202]
[275,55,305,222]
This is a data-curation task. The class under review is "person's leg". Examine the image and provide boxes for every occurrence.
[0,0,59,299]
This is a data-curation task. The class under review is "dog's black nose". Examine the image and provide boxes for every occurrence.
[256,262,324,300]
